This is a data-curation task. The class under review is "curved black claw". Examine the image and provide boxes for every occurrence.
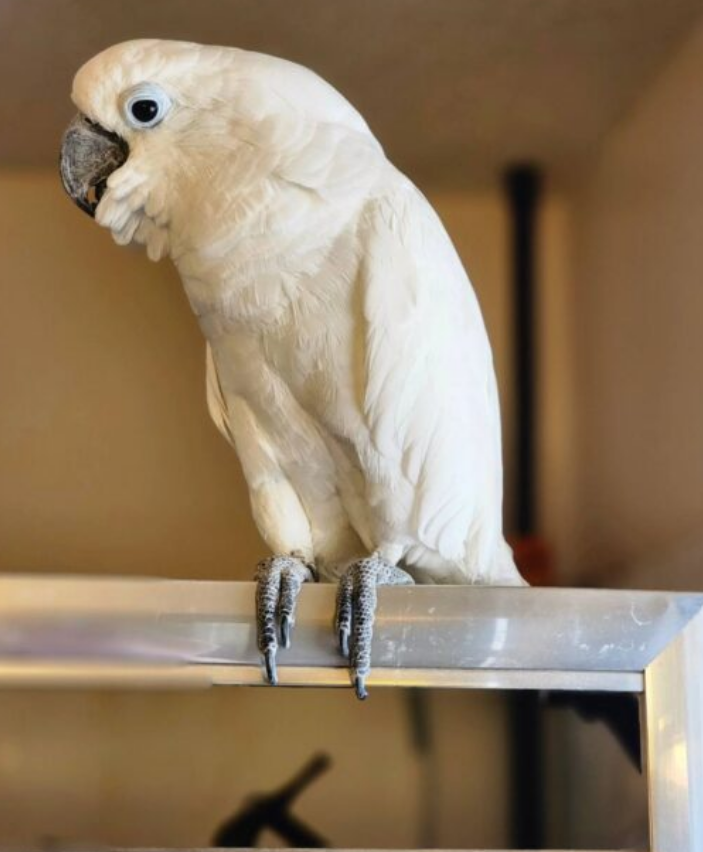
[335,571,353,658]
[255,555,314,685]
[264,648,278,686]
[354,675,368,701]
[280,614,292,649]
[334,555,414,701]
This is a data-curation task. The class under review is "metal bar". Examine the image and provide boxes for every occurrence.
[0,662,643,692]
[0,661,213,689]
[208,665,643,691]
[0,578,698,678]
[645,609,703,851]
[1,576,701,852]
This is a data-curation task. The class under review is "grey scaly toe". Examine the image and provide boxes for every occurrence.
[255,554,314,685]
[334,554,414,699]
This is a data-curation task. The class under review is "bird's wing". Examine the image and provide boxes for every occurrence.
[359,178,505,571]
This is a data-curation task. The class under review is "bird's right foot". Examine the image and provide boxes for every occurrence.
[255,554,315,686]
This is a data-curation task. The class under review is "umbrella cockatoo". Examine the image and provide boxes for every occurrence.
[60,39,525,699]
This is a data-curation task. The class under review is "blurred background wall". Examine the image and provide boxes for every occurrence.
[546,14,703,848]
[2,0,703,848]
[567,14,703,589]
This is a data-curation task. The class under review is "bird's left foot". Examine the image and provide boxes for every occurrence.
[334,555,414,700]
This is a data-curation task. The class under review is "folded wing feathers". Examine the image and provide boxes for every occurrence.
[360,183,501,565]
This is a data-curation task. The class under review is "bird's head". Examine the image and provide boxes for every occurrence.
[60,39,379,260]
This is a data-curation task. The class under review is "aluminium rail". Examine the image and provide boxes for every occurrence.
[0,576,699,852]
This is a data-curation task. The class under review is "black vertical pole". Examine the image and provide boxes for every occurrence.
[507,165,540,537]
[505,164,544,849]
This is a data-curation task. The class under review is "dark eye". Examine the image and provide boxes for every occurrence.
[130,99,159,124]
[123,85,172,129]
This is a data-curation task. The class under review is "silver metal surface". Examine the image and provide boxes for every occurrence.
[0,576,698,676]
[0,575,700,849]
[0,661,642,692]
[645,609,703,852]
[208,665,643,691]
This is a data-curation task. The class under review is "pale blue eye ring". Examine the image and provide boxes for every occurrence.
[123,84,172,129]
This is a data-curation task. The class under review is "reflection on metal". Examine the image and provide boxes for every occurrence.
[645,608,703,852]
[0,576,700,850]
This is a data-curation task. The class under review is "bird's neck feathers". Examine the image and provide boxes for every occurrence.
[96,112,388,322]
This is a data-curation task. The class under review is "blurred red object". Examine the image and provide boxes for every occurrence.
[508,534,553,586]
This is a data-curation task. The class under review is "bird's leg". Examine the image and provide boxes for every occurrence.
[255,554,316,686]
[334,554,414,700]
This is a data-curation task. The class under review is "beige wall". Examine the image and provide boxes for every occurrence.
[0,171,516,847]
[544,17,703,849]
[564,15,703,587]
[0,170,264,580]
[0,687,509,849]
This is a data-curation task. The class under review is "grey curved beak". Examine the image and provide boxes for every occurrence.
[59,114,129,217]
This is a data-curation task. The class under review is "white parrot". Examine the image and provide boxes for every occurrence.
[60,39,525,699]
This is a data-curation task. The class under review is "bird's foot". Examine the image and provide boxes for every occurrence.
[255,554,315,686]
[334,554,414,700]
